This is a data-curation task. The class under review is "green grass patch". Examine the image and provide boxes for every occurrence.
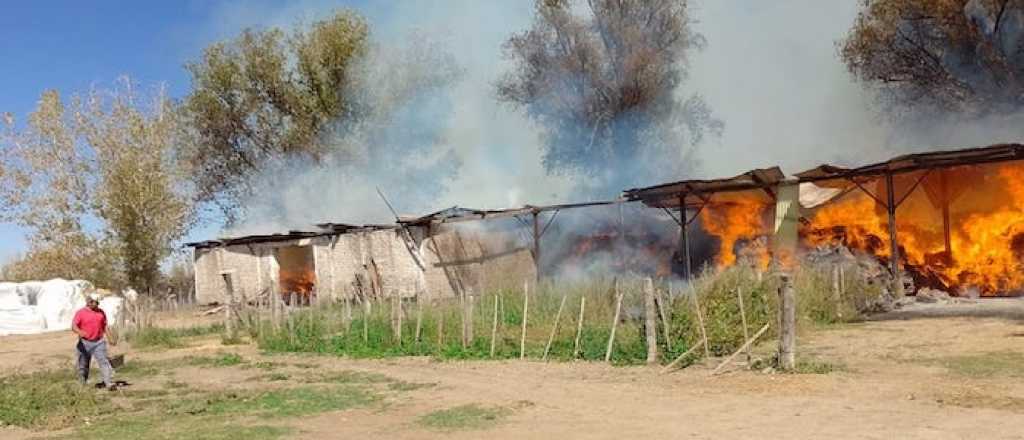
[247,372,291,382]
[170,386,379,418]
[162,380,189,390]
[186,352,246,367]
[60,414,291,440]
[791,359,843,374]
[927,351,1024,378]
[0,370,108,430]
[126,324,225,350]
[243,361,281,371]
[114,360,161,378]
[305,370,393,385]
[388,380,436,392]
[417,404,510,431]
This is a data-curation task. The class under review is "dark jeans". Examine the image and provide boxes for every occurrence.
[76,338,112,386]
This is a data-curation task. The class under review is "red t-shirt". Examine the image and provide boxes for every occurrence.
[72,307,107,341]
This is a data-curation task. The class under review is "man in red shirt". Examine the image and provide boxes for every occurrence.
[71,294,115,390]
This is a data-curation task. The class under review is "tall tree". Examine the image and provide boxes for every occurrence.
[497,0,721,194]
[1,80,196,292]
[840,0,1024,115]
[181,10,369,219]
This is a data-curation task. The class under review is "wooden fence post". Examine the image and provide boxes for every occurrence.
[778,273,796,370]
[490,293,500,357]
[736,287,751,362]
[415,296,423,343]
[643,278,658,365]
[605,280,624,363]
[691,288,710,359]
[543,294,568,361]
[520,281,530,359]
[573,296,586,359]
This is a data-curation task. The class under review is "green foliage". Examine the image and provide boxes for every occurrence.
[0,369,107,430]
[181,10,369,215]
[1,80,197,291]
[417,404,510,431]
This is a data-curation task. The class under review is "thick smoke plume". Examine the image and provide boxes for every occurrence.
[218,0,1021,272]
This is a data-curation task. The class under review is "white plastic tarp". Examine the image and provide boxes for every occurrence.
[0,279,124,336]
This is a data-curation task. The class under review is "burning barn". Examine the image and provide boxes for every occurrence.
[187,213,537,305]
[188,143,1024,303]
[796,143,1024,297]
[626,143,1024,298]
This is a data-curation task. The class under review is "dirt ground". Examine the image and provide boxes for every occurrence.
[3,299,1024,439]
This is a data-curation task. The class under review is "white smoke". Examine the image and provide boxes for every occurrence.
[203,0,1022,239]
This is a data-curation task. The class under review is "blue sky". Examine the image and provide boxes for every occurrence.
[0,1,378,261]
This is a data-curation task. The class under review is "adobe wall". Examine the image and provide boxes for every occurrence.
[193,225,538,305]
[194,243,273,305]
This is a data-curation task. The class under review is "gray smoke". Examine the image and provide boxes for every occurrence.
[211,0,1021,240]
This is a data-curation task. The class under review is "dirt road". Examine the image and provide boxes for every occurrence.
[3,300,1023,439]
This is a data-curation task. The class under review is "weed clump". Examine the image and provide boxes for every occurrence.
[0,369,107,430]
[126,323,225,350]
[250,262,876,367]
[417,403,510,431]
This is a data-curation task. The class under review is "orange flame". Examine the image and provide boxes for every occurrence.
[699,197,771,269]
[280,270,315,298]
[803,163,1024,295]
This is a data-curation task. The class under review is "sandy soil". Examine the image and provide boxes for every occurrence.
[3,299,1024,439]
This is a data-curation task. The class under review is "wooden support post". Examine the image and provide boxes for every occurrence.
[520,281,530,359]
[490,294,500,357]
[736,287,751,363]
[778,273,796,370]
[573,296,586,359]
[691,289,710,359]
[533,211,542,282]
[712,323,770,376]
[618,203,626,251]
[939,171,952,257]
[643,278,658,364]
[605,280,624,363]
[679,195,692,279]
[885,172,904,296]
[543,294,568,361]
[660,339,706,374]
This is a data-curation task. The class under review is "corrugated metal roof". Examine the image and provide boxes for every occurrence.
[795,143,1024,182]
[622,167,786,209]
[185,230,327,249]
